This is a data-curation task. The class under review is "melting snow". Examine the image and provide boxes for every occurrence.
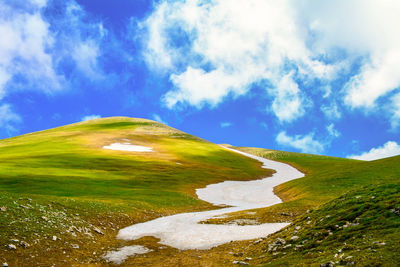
[103,143,153,152]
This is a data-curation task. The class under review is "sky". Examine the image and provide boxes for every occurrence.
[1,0,400,160]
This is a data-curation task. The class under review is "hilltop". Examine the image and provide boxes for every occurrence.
[0,117,270,266]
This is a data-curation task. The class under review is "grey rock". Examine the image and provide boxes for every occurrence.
[275,238,286,245]
[7,244,16,250]
[232,261,249,265]
[72,244,79,249]
[290,236,299,242]
[0,206,6,212]
[320,262,334,267]
[20,241,30,248]
[3,262,8,267]
[93,227,104,235]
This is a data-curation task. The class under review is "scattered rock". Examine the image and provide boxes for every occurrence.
[290,236,299,242]
[253,239,263,244]
[280,212,291,216]
[0,206,6,212]
[52,236,57,241]
[41,216,48,221]
[3,262,8,267]
[391,207,400,214]
[93,227,104,235]
[10,239,19,243]
[72,244,79,249]
[7,244,16,250]
[20,241,30,248]
[232,261,249,265]
[19,205,30,209]
[295,226,301,230]
[275,238,286,245]
[320,262,334,267]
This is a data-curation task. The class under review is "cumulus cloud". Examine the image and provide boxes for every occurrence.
[348,141,400,161]
[0,0,108,95]
[81,114,101,121]
[220,122,232,128]
[139,0,400,129]
[140,0,335,121]
[276,131,325,154]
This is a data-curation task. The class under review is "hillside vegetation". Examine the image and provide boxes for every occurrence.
[201,147,400,266]
[0,117,270,266]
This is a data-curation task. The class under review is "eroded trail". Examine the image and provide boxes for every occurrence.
[105,147,304,264]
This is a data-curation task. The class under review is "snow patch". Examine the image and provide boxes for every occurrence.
[103,143,153,152]
[115,147,304,251]
[103,245,152,264]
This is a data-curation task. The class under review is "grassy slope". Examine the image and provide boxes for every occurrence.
[0,117,270,266]
[207,147,400,224]
[202,147,400,266]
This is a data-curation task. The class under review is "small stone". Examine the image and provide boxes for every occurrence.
[0,206,6,212]
[41,216,48,221]
[7,244,16,250]
[232,261,249,265]
[320,262,334,267]
[52,236,57,241]
[3,262,8,267]
[93,227,104,235]
[295,226,301,230]
[290,236,299,242]
[20,241,30,248]
[275,238,286,245]
[72,244,79,249]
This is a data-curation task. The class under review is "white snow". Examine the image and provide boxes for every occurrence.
[103,143,153,152]
[113,147,304,255]
[103,245,152,264]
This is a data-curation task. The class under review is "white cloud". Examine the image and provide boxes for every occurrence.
[301,0,400,110]
[141,0,335,121]
[220,122,232,128]
[348,141,400,161]
[271,72,306,122]
[152,114,167,125]
[0,1,61,97]
[140,0,400,128]
[81,115,101,121]
[0,0,106,99]
[0,104,22,135]
[390,93,400,129]
[276,131,325,154]
[326,123,341,138]
[321,102,341,120]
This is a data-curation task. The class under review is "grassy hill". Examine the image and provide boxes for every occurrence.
[0,117,270,266]
[201,147,400,266]
[1,120,399,266]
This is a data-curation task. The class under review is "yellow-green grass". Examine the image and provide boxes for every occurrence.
[0,117,271,265]
[206,146,400,225]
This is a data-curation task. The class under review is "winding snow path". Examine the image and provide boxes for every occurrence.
[105,147,304,263]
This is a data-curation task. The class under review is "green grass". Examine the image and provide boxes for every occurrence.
[247,183,400,266]
[0,117,270,265]
[209,146,400,266]
[226,147,400,219]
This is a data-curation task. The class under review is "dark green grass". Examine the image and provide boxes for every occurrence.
[250,183,400,266]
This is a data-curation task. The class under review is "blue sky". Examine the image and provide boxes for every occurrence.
[1,0,400,160]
